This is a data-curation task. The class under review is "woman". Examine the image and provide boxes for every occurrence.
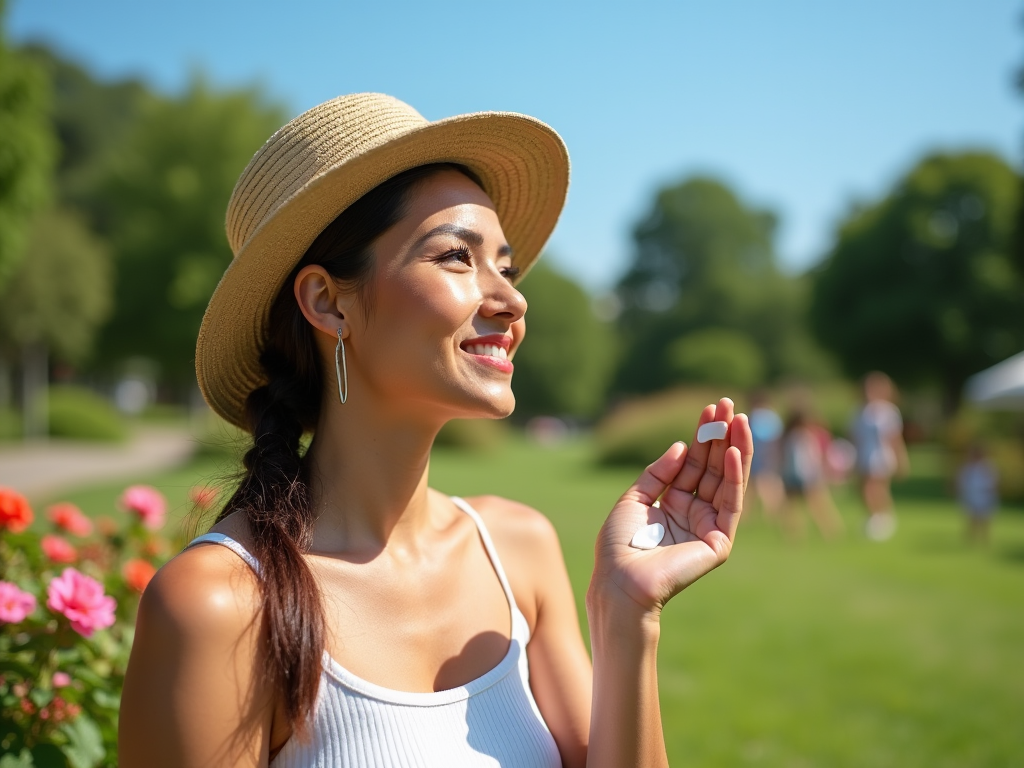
[119,94,753,768]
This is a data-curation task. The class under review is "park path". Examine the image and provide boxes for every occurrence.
[0,426,196,501]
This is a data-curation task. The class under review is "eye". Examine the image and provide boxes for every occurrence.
[500,265,521,281]
[436,246,472,266]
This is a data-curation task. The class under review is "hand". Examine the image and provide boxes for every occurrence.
[589,398,754,619]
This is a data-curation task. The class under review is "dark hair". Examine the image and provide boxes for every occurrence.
[215,163,483,734]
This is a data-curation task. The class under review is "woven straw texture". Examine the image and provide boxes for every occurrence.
[196,93,569,429]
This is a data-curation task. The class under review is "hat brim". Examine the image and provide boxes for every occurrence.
[196,111,569,430]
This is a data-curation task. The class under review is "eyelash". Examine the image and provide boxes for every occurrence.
[437,247,520,281]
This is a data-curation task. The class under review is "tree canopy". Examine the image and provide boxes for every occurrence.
[811,151,1023,408]
[510,262,615,418]
[612,176,828,394]
[0,7,56,289]
[88,81,284,384]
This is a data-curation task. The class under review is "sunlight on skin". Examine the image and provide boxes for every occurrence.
[594,397,754,614]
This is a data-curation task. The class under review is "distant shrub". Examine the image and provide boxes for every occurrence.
[596,387,724,465]
[434,419,508,452]
[666,328,766,390]
[0,406,21,441]
[47,386,126,442]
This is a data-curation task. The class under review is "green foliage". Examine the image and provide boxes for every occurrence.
[0,209,112,363]
[811,151,1024,408]
[943,407,1024,502]
[19,43,148,212]
[433,418,508,451]
[0,10,57,289]
[89,80,285,384]
[666,328,765,389]
[47,386,126,442]
[511,262,616,418]
[613,176,828,395]
[595,387,724,465]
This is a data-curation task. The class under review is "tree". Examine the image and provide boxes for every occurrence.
[612,176,823,394]
[90,81,285,386]
[811,151,1023,410]
[0,4,56,288]
[0,208,112,436]
[510,262,616,419]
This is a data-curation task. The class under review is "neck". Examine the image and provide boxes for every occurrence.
[304,389,447,556]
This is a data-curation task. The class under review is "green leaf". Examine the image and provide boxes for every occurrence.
[59,717,104,768]
[28,745,69,768]
[89,689,119,711]
[0,749,34,768]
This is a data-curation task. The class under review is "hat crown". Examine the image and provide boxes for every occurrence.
[226,93,427,256]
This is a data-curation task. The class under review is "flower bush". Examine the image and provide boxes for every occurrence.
[0,484,173,767]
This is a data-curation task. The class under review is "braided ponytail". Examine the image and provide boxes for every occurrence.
[213,163,484,734]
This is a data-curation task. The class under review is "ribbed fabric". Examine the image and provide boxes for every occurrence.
[187,498,562,768]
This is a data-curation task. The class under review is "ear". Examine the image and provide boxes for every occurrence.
[293,265,356,340]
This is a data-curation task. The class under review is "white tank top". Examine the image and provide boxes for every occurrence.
[187,497,562,768]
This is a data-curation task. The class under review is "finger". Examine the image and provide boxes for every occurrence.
[716,445,745,541]
[696,398,735,502]
[671,403,717,493]
[731,413,754,492]
[623,441,688,507]
[712,413,754,509]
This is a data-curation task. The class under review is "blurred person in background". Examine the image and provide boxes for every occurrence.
[957,444,998,545]
[748,391,784,517]
[780,409,843,540]
[852,372,909,541]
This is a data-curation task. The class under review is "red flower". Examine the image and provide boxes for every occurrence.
[0,486,33,533]
[188,485,218,511]
[122,559,157,593]
[42,534,78,564]
[47,503,93,537]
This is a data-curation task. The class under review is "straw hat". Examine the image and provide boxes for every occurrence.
[196,93,570,430]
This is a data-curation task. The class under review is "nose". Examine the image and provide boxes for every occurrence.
[478,268,527,325]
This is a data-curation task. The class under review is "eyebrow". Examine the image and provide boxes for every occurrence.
[412,223,513,257]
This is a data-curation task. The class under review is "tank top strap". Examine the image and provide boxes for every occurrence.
[186,532,261,575]
[449,496,526,634]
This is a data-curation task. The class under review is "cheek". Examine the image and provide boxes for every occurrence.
[371,271,478,351]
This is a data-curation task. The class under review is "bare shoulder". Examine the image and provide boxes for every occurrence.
[138,537,261,647]
[464,494,561,556]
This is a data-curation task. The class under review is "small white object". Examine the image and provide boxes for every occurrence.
[630,522,666,549]
[697,420,729,443]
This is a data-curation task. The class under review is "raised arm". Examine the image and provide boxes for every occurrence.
[119,545,277,768]
[586,398,753,768]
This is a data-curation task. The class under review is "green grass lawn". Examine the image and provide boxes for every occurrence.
[46,438,1024,767]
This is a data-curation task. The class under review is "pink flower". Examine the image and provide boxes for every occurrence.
[47,503,93,537]
[119,485,166,530]
[46,568,116,637]
[42,534,78,564]
[0,581,37,624]
[52,671,71,688]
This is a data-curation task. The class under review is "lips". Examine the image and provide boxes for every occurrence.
[460,334,514,373]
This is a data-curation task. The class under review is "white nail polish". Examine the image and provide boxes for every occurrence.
[697,421,728,443]
[630,522,665,549]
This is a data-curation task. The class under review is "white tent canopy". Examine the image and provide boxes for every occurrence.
[965,351,1024,410]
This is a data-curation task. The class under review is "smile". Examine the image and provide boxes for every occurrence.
[460,335,514,373]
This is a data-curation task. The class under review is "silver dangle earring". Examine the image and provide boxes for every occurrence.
[335,328,348,404]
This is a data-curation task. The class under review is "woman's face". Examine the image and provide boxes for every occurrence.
[344,169,527,422]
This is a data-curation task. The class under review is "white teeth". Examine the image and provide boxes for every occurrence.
[465,343,507,359]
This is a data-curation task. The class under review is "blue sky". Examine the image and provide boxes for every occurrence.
[9,0,1021,292]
